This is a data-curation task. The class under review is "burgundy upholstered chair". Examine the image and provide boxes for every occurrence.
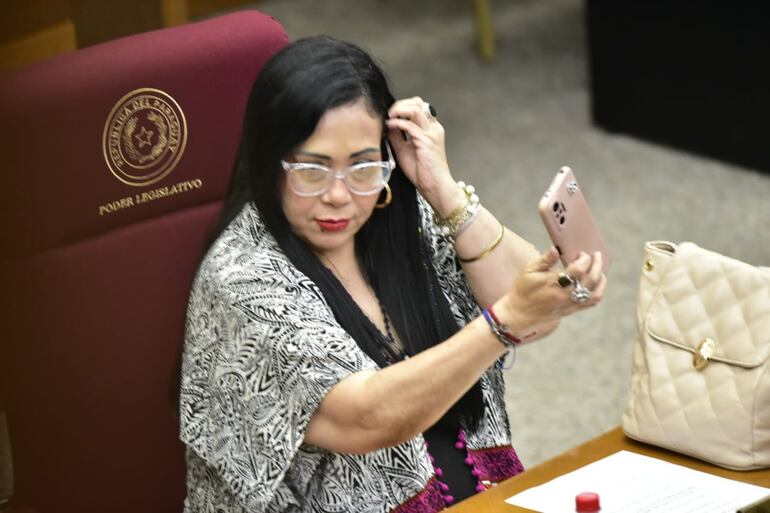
[0,11,287,513]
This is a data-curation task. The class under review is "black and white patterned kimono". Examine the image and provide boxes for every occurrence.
[180,196,524,513]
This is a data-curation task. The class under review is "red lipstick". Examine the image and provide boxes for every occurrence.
[316,219,349,232]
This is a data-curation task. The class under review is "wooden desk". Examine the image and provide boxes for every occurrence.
[448,427,770,512]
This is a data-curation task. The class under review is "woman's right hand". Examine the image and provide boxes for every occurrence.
[495,247,607,341]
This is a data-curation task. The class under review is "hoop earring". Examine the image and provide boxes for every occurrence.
[375,183,392,209]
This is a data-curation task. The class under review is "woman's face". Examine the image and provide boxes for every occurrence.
[281,99,384,261]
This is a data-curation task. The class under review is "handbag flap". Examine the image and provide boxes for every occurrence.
[645,242,770,368]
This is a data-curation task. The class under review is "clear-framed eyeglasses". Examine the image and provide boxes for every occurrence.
[281,141,395,197]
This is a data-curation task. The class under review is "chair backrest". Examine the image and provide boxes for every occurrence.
[0,11,287,513]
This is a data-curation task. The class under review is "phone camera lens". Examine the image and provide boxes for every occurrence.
[552,203,559,212]
[559,216,565,225]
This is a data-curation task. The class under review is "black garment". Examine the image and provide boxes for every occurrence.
[423,424,477,502]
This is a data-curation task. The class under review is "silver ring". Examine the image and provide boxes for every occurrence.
[570,281,592,304]
[422,101,436,121]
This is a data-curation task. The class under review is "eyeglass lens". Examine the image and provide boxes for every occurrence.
[290,164,387,195]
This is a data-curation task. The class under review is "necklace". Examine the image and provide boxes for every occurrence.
[380,303,395,345]
[377,301,407,363]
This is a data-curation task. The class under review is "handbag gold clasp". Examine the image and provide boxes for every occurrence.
[693,338,716,370]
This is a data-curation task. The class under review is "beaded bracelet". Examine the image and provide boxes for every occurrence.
[434,181,480,239]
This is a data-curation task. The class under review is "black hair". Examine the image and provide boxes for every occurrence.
[211,36,483,430]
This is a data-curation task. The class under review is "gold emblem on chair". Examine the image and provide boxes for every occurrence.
[693,338,716,370]
[102,88,187,186]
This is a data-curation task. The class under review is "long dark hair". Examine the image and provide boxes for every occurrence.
[211,36,483,430]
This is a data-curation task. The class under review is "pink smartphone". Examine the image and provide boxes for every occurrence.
[538,166,611,272]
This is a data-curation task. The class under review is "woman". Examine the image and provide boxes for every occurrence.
[180,36,606,512]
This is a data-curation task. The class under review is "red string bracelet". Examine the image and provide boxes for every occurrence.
[482,305,521,348]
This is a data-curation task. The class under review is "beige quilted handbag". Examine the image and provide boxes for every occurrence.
[622,241,770,470]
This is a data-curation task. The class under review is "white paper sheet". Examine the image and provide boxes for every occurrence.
[506,450,770,513]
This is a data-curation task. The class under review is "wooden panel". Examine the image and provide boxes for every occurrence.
[162,0,189,26]
[71,0,163,48]
[0,19,76,72]
[188,0,259,19]
[0,0,72,43]
[0,413,11,502]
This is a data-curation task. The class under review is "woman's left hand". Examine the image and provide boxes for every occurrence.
[386,97,458,207]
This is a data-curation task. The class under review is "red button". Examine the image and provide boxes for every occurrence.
[575,492,601,512]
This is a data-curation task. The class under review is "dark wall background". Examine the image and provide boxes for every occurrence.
[587,2,770,173]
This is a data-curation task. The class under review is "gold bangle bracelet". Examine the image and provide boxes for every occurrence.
[458,223,505,263]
